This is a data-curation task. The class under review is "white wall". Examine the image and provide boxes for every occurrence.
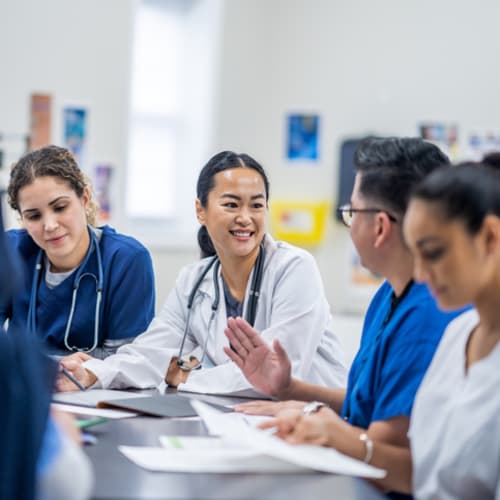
[0,0,135,231]
[214,0,500,314]
[2,0,500,356]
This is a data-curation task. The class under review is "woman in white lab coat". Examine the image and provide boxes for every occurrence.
[59,151,347,394]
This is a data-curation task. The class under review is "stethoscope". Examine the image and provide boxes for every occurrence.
[177,242,266,371]
[27,227,104,353]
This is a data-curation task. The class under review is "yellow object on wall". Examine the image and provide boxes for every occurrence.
[270,201,329,247]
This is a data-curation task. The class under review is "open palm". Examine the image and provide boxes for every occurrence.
[224,316,291,397]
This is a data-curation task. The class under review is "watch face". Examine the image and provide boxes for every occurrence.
[303,401,326,415]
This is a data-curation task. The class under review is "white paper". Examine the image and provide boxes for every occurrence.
[191,400,386,479]
[160,435,248,450]
[119,445,309,473]
[51,402,138,419]
[52,389,145,408]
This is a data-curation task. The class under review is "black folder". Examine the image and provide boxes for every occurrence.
[98,393,232,418]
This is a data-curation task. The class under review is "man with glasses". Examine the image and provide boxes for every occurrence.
[224,137,465,498]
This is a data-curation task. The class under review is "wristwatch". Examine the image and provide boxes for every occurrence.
[302,401,327,415]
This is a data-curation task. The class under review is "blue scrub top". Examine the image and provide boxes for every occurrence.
[1,225,155,352]
[341,281,464,429]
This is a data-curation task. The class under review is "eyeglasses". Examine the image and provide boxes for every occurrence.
[336,204,398,228]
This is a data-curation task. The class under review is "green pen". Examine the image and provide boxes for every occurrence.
[76,417,108,429]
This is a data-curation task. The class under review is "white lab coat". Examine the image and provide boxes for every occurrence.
[84,234,347,394]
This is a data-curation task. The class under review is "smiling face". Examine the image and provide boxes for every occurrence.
[404,198,495,310]
[195,167,267,264]
[18,176,91,272]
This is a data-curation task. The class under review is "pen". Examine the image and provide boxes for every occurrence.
[60,366,87,391]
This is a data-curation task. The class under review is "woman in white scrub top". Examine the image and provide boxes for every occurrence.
[58,151,347,394]
[404,162,500,499]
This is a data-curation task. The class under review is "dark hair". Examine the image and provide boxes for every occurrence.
[482,151,500,170]
[8,145,98,225]
[196,151,270,258]
[411,162,500,234]
[354,137,450,216]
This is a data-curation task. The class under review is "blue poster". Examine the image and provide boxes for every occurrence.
[63,107,87,166]
[286,114,319,161]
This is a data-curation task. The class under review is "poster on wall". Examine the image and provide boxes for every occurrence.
[29,93,52,151]
[63,107,87,166]
[286,114,320,161]
[467,132,500,160]
[419,122,459,161]
[94,164,113,222]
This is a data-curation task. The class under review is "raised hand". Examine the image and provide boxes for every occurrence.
[224,316,292,397]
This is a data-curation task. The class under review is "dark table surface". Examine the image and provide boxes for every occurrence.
[83,391,387,500]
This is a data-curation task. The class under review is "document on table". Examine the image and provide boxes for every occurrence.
[119,401,386,478]
[120,437,308,473]
[51,402,138,419]
[52,389,145,408]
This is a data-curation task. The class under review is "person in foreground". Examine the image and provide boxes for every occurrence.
[58,151,347,393]
[404,162,500,499]
[0,202,92,500]
[1,145,155,358]
[224,137,464,498]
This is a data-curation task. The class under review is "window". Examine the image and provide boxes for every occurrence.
[125,0,222,246]
[127,0,184,219]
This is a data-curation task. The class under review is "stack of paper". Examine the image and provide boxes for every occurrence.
[119,401,386,478]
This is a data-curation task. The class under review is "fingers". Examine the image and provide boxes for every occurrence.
[223,344,243,368]
[234,400,281,416]
[273,339,290,365]
[224,324,249,359]
[231,317,265,348]
[226,317,258,353]
[56,376,77,392]
[61,352,91,363]
[258,411,301,436]
[56,361,97,391]
[234,317,267,347]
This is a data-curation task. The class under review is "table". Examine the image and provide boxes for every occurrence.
[83,392,387,500]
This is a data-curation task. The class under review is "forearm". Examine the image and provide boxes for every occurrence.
[280,378,346,413]
[368,441,413,494]
[323,417,412,494]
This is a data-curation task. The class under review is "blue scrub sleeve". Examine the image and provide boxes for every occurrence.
[370,336,438,422]
[37,418,62,474]
[105,246,155,340]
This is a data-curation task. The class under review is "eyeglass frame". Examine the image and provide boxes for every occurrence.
[336,203,398,228]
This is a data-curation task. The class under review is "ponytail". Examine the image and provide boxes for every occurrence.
[197,226,216,258]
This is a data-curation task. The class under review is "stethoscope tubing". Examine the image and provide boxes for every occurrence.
[28,226,104,353]
[177,242,265,371]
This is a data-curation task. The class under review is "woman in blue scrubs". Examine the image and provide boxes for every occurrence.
[0,201,92,500]
[1,145,155,358]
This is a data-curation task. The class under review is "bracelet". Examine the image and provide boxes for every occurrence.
[359,433,374,464]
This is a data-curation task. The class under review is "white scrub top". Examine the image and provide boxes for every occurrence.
[84,234,347,393]
[410,309,500,500]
